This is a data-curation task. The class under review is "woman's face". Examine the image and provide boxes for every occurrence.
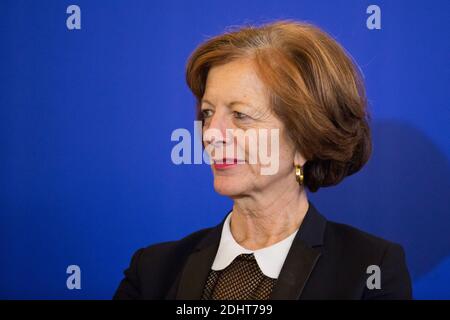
[201,58,306,198]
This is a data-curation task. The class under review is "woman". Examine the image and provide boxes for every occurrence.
[114,20,412,300]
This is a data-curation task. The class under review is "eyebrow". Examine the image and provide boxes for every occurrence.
[201,99,253,109]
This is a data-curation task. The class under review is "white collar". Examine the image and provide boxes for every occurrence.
[211,211,299,279]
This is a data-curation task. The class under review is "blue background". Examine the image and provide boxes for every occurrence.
[0,0,449,299]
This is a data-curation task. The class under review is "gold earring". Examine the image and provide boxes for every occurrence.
[295,164,304,185]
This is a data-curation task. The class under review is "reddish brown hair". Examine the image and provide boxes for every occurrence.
[185,20,372,192]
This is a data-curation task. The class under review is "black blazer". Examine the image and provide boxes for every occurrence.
[113,202,412,300]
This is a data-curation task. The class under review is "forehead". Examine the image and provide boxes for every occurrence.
[203,58,268,105]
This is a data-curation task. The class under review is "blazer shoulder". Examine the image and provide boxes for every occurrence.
[322,220,412,299]
[113,224,220,299]
[138,224,218,262]
[325,220,404,259]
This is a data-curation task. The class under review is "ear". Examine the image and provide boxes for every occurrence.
[294,150,307,167]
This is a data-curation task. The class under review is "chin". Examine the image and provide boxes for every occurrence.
[213,176,248,197]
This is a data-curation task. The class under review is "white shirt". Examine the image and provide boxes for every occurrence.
[211,211,299,279]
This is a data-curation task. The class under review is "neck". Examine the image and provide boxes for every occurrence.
[230,182,309,250]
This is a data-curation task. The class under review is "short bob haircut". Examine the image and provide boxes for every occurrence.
[185,20,372,192]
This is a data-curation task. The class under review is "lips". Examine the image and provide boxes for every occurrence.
[213,158,243,169]
[214,158,238,164]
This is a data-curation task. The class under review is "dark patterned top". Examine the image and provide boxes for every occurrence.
[201,253,277,300]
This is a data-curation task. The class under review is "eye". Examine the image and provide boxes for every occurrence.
[201,109,213,119]
[233,111,249,120]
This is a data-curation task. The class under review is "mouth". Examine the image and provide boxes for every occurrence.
[212,158,244,170]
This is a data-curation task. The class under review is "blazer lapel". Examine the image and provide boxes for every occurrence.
[175,214,228,299]
[270,201,327,300]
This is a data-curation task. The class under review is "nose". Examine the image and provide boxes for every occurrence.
[203,111,233,146]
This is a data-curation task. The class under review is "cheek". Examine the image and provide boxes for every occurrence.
[231,126,294,173]
[278,138,294,161]
[268,131,296,176]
